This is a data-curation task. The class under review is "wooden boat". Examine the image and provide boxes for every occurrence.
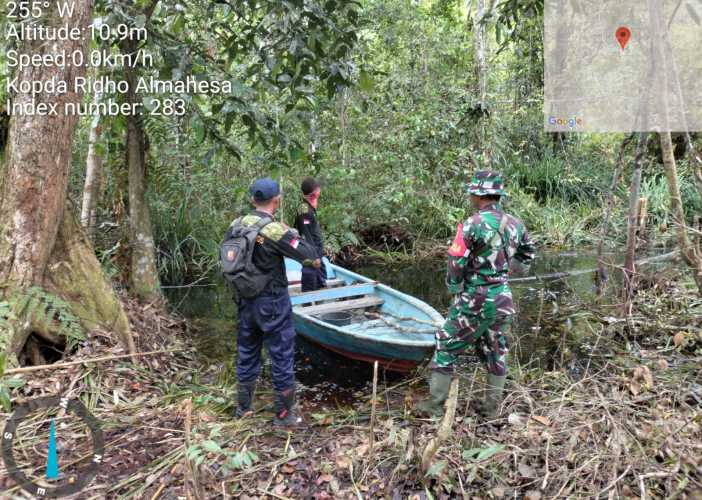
[285,258,444,372]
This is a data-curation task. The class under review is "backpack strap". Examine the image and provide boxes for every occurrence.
[497,213,511,265]
[252,215,273,233]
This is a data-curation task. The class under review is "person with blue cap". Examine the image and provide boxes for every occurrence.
[229,177,320,426]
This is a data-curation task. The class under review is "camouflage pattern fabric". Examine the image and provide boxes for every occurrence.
[431,200,535,375]
[465,170,507,197]
[432,286,513,375]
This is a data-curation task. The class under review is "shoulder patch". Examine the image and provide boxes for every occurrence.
[448,223,468,257]
[260,222,287,241]
[297,203,310,215]
[240,214,259,226]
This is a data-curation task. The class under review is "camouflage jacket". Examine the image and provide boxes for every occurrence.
[446,202,535,292]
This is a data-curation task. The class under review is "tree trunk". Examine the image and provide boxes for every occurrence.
[81,90,104,239]
[0,0,134,358]
[685,133,702,201]
[123,42,161,300]
[596,134,634,294]
[648,0,702,293]
[660,132,702,292]
[473,0,493,102]
[623,133,649,307]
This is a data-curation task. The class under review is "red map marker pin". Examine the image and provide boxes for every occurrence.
[616,26,631,50]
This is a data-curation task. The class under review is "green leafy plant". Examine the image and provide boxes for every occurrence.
[462,444,505,461]
[186,424,259,473]
[0,352,25,412]
[0,287,86,350]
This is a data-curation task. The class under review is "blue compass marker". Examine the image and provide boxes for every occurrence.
[46,418,59,480]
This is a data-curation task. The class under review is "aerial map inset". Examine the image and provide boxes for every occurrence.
[544,0,702,132]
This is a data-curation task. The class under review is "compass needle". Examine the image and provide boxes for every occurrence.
[46,418,59,480]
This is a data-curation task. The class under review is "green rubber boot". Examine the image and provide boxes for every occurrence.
[478,374,506,419]
[416,371,452,417]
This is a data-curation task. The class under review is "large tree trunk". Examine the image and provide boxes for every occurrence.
[0,0,134,359]
[123,41,161,300]
[660,132,702,293]
[81,90,104,239]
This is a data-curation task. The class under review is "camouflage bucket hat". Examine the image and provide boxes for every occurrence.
[465,170,506,196]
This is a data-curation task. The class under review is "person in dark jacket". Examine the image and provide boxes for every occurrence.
[234,178,321,426]
[294,177,327,292]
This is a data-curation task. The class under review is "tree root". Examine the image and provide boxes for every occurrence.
[421,377,460,474]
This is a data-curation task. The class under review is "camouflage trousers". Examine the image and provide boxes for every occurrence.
[431,284,514,376]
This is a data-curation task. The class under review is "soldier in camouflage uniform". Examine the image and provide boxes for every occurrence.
[417,171,535,419]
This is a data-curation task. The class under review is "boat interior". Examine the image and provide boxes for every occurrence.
[285,258,438,335]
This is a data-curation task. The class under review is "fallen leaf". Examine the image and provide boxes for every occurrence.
[492,486,506,498]
[641,366,654,387]
[530,415,551,427]
[524,491,542,500]
[316,474,333,485]
[355,443,369,457]
[518,463,537,478]
[673,332,685,347]
[281,464,295,474]
[629,381,641,396]
[508,413,526,426]
[335,455,351,470]
[330,478,340,495]
[656,359,669,370]
[426,460,447,477]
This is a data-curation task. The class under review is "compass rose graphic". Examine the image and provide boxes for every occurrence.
[2,396,105,498]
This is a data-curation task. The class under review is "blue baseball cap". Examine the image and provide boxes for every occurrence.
[249,178,280,202]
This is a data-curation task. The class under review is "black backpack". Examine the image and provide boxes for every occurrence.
[220,215,273,298]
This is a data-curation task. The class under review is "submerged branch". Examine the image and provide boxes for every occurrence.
[509,250,679,284]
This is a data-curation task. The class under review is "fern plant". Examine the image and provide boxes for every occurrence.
[0,352,24,411]
[0,287,86,350]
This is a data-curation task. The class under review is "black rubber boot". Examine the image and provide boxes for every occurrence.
[273,387,303,427]
[235,381,256,418]
[416,370,452,417]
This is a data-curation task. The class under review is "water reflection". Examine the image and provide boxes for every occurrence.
[165,250,672,390]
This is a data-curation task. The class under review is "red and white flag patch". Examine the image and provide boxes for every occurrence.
[303,219,311,225]
[448,223,467,257]
[290,238,300,249]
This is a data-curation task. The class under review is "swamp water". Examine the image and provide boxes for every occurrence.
[165,250,672,405]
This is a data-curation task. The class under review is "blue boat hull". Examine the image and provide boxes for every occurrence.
[285,258,444,372]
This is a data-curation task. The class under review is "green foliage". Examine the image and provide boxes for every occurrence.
[186,423,259,472]
[462,443,505,461]
[0,352,25,412]
[143,0,361,162]
[640,165,702,225]
[0,287,86,350]
[67,0,702,287]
